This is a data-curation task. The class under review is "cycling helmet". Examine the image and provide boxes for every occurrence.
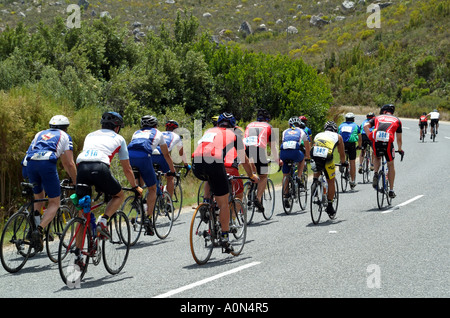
[433,109,438,112]
[165,120,179,130]
[288,117,301,127]
[422,112,427,116]
[324,121,338,132]
[49,115,70,130]
[366,112,375,118]
[380,104,395,115]
[299,121,306,129]
[212,115,219,126]
[141,115,158,129]
[256,108,271,121]
[101,111,124,129]
[217,112,236,128]
[299,116,308,123]
[345,112,355,121]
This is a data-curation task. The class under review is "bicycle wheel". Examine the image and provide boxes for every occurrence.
[330,178,339,219]
[310,180,323,224]
[102,211,130,275]
[243,182,256,224]
[197,180,205,205]
[189,203,214,265]
[172,182,183,221]
[0,211,32,273]
[229,198,247,256]
[262,178,275,220]
[46,205,73,263]
[376,171,385,209]
[58,217,90,287]
[298,171,308,210]
[362,152,370,183]
[153,191,174,239]
[341,168,349,193]
[121,195,143,246]
[282,175,294,214]
[385,177,392,207]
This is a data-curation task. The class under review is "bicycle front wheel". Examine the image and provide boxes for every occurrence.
[121,195,143,246]
[1,211,32,273]
[102,211,130,275]
[310,181,323,224]
[282,175,294,215]
[46,205,73,263]
[262,178,275,220]
[229,198,247,257]
[153,192,174,239]
[58,217,90,287]
[189,203,214,265]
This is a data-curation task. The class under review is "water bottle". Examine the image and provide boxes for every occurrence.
[310,160,316,172]
[90,212,97,236]
[34,210,41,227]
[322,178,328,203]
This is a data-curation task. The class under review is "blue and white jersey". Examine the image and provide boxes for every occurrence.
[128,128,165,155]
[152,131,182,155]
[338,121,360,143]
[360,119,373,135]
[280,127,308,150]
[26,129,73,163]
[77,129,129,165]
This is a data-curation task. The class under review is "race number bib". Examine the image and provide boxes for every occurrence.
[375,131,390,142]
[198,132,217,144]
[340,125,353,133]
[30,151,53,160]
[312,146,328,158]
[282,141,297,149]
[243,136,259,146]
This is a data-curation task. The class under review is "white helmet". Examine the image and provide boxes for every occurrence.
[49,115,70,129]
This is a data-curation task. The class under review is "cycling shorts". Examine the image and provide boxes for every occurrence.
[245,146,269,175]
[129,152,157,187]
[361,134,372,149]
[27,160,61,198]
[430,119,439,127]
[419,122,428,129]
[280,149,304,174]
[372,141,395,162]
[226,166,243,195]
[312,156,336,180]
[151,154,170,173]
[76,161,122,196]
[192,159,229,197]
[344,142,357,160]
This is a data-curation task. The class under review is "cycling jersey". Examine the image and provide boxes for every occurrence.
[428,111,440,120]
[243,121,273,149]
[152,131,182,155]
[280,127,308,174]
[77,129,129,165]
[338,122,360,143]
[128,128,165,155]
[419,115,428,123]
[367,114,402,162]
[311,131,339,179]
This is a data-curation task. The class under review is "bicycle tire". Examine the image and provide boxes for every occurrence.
[310,180,323,224]
[243,182,255,224]
[172,182,183,221]
[153,191,174,239]
[330,178,339,219]
[385,177,392,207]
[46,205,73,263]
[262,178,275,220]
[298,171,308,210]
[102,211,130,275]
[363,151,371,183]
[189,203,214,265]
[197,180,205,206]
[341,168,349,192]
[229,198,247,256]
[58,217,90,287]
[376,171,385,209]
[121,195,143,246]
[282,175,294,214]
[0,211,32,273]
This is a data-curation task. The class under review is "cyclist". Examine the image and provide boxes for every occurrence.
[152,120,190,198]
[25,115,77,251]
[244,108,277,212]
[338,112,360,190]
[358,112,375,174]
[279,117,311,208]
[128,115,175,236]
[363,104,404,199]
[418,112,428,140]
[192,112,259,253]
[299,115,312,141]
[76,111,143,239]
[310,121,347,218]
[427,109,440,137]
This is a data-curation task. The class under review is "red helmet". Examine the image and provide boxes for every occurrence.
[299,116,307,122]
[165,120,179,130]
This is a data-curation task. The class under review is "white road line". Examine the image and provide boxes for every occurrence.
[445,137,450,140]
[153,261,261,298]
[381,195,424,214]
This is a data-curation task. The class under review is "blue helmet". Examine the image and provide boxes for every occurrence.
[101,111,124,128]
[217,112,236,128]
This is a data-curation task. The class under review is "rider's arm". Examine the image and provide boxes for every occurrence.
[60,150,77,183]
[120,159,140,189]
[160,143,176,173]
[396,133,403,153]
[337,135,346,163]
[363,121,372,136]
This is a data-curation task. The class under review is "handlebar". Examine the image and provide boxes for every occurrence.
[396,150,405,161]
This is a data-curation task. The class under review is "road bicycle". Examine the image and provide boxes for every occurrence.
[430,126,436,142]
[121,167,174,245]
[375,151,404,209]
[360,143,373,184]
[243,175,275,224]
[340,153,351,192]
[0,179,75,273]
[161,164,190,221]
[189,175,249,265]
[280,160,308,214]
[309,160,340,225]
[420,126,426,142]
[57,185,130,287]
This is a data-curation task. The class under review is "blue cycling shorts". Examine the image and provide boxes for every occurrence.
[129,151,157,187]
[27,160,61,198]
[280,149,304,174]
[152,154,170,173]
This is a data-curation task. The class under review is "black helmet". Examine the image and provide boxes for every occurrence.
[141,115,158,129]
[324,121,338,132]
[217,112,236,128]
[256,108,271,121]
[366,112,375,119]
[380,104,395,115]
[101,112,124,129]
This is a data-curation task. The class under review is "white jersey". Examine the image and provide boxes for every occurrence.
[77,129,129,165]
[152,131,182,155]
[429,111,440,120]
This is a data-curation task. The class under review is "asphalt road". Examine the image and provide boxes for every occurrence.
[1,114,449,304]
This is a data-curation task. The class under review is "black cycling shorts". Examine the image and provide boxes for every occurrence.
[76,162,122,197]
[245,146,269,175]
[192,159,229,197]
[430,119,439,127]
[344,142,357,160]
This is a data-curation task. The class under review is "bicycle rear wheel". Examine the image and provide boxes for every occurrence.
[121,195,143,246]
[229,198,247,257]
[153,191,174,239]
[282,175,294,214]
[0,211,32,273]
[341,168,349,192]
[58,217,90,287]
[46,205,73,263]
[330,178,339,219]
[243,182,255,224]
[197,180,205,206]
[298,172,308,210]
[310,181,323,224]
[362,152,371,183]
[376,171,386,209]
[262,178,275,220]
[172,182,183,221]
[102,211,130,275]
[189,203,214,265]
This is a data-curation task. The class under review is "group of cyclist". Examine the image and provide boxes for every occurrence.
[418,109,440,140]
[21,103,422,256]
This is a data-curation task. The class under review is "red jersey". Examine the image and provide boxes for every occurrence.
[368,114,402,143]
[244,121,273,149]
[419,115,427,123]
